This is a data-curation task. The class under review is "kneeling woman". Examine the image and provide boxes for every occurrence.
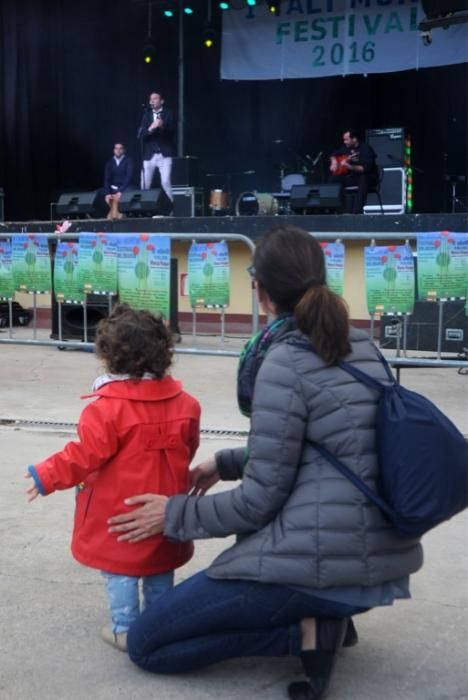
[109,226,422,700]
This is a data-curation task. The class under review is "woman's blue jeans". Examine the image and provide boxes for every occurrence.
[127,570,366,674]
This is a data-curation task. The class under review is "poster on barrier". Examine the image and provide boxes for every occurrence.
[0,241,14,299]
[187,241,230,308]
[320,241,344,297]
[12,234,52,293]
[54,241,84,303]
[417,232,468,301]
[118,234,171,317]
[78,233,118,295]
[364,244,415,315]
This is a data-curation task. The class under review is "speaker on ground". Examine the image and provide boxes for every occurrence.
[119,188,172,217]
[55,191,99,218]
[290,184,342,213]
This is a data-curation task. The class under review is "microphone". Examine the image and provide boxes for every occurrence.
[313,151,323,167]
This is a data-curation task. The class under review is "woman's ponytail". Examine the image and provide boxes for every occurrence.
[294,285,351,365]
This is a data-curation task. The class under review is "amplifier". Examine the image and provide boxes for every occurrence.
[172,187,205,217]
[379,300,467,353]
[365,127,408,168]
[364,167,406,215]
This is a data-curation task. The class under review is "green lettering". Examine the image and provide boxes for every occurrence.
[363,13,382,35]
[327,15,345,39]
[385,11,403,33]
[348,14,356,37]
[410,6,418,30]
[310,17,326,40]
[294,20,309,41]
[276,23,291,44]
[285,0,304,15]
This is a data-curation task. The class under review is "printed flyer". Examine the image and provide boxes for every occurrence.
[187,241,230,307]
[118,234,171,317]
[78,233,118,295]
[417,232,468,301]
[364,244,415,315]
[12,234,52,293]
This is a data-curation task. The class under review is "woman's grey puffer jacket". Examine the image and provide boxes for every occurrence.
[165,327,423,588]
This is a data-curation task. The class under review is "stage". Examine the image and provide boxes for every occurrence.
[1,212,467,237]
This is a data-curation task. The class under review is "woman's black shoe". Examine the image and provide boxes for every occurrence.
[288,618,348,700]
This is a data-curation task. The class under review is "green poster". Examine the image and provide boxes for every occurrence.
[364,245,415,315]
[0,241,14,299]
[54,241,84,303]
[78,233,118,295]
[320,241,345,296]
[417,232,468,301]
[118,234,171,317]
[187,241,230,307]
[12,234,52,293]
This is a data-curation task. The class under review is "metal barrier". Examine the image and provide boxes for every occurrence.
[0,232,258,347]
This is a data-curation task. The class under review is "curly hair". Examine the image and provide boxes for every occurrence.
[95,303,174,379]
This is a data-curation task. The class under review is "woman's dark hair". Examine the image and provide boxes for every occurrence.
[95,303,174,379]
[253,226,351,364]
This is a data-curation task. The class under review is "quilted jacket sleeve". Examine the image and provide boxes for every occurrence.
[165,347,308,540]
[28,400,119,496]
[215,447,248,481]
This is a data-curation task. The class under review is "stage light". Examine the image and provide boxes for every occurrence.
[219,1,230,8]
[164,9,174,17]
[246,0,256,6]
[184,6,194,13]
[142,42,156,64]
[267,1,279,13]
[203,26,216,48]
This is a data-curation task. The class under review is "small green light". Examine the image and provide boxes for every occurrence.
[247,0,256,5]
[164,9,173,16]
[219,1,229,7]
[184,6,193,13]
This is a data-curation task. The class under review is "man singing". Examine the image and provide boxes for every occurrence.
[138,92,175,203]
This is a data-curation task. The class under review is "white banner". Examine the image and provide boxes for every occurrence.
[221,0,468,81]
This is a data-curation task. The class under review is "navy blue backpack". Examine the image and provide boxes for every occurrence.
[305,347,468,538]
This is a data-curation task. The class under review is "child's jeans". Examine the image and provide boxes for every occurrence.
[101,571,174,633]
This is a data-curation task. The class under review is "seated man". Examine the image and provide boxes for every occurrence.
[329,130,378,214]
[103,143,134,219]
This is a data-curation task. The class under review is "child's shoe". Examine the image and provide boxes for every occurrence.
[101,624,128,652]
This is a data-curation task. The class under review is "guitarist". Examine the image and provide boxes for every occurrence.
[329,130,378,214]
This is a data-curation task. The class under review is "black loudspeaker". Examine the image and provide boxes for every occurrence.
[56,191,99,218]
[172,157,200,187]
[51,295,109,341]
[119,188,172,216]
[379,300,467,353]
[365,128,407,168]
[290,184,342,213]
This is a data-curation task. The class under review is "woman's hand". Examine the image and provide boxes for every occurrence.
[107,494,168,543]
[189,457,220,496]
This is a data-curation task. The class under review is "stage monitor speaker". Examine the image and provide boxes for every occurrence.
[172,156,200,187]
[290,184,342,213]
[365,127,407,168]
[119,188,172,216]
[56,191,99,218]
[379,300,467,353]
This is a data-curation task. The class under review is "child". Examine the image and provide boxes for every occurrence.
[25,304,200,651]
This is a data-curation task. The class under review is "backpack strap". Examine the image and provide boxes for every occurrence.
[310,441,397,522]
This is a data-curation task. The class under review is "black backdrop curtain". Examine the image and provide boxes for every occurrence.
[0,0,466,220]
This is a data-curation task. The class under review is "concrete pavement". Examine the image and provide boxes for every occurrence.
[0,332,467,700]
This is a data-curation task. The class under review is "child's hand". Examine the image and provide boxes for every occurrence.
[24,472,40,502]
